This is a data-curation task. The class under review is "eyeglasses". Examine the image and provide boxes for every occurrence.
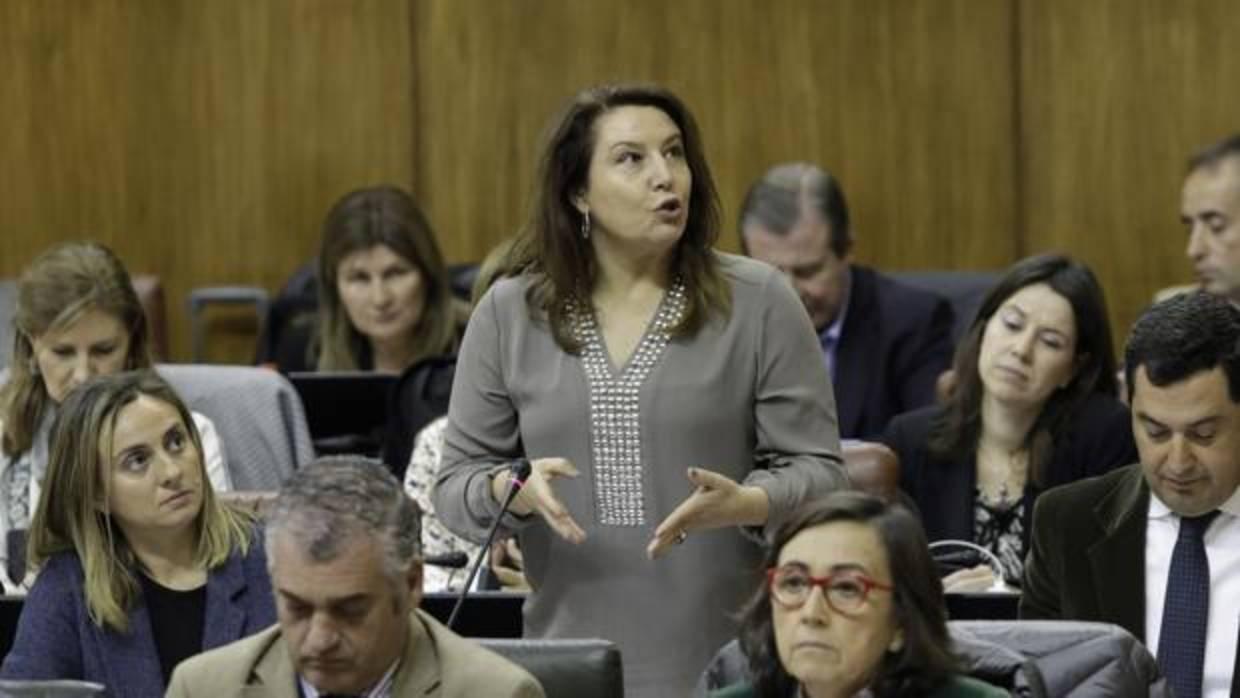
[766,564,893,615]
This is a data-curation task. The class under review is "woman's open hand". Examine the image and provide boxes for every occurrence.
[647,467,770,559]
[492,457,587,544]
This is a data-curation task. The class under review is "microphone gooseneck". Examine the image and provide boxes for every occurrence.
[446,458,531,630]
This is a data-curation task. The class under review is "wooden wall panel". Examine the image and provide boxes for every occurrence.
[412,0,1018,272]
[1020,0,1240,343]
[0,0,416,361]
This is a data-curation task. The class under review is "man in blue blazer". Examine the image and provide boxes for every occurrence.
[740,162,954,438]
[1022,292,1240,698]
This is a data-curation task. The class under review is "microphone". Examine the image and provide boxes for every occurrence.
[447,458,532,630]
[423,551,469,569]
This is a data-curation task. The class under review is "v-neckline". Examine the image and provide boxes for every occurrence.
[594,289,674,378]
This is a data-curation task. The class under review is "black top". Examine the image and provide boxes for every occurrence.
[880,392,1138,556]
[139,573,207,685]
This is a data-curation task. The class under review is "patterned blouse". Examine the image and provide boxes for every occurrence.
[972,491,1025,586]
[404,416,482,592]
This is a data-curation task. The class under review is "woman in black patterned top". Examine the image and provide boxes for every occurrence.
[881,254,1137,591]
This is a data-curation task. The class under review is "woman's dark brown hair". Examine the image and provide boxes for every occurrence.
[512,83,731,351]
[315,186,467,370]
[928,253,1118,486]
[736,491,958,697]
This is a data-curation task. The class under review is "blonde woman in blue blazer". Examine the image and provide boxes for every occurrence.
[0,371,274,697]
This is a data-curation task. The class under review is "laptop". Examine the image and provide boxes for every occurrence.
[288,372,396,457]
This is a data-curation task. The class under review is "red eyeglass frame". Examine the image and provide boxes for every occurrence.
[765,565,894,613]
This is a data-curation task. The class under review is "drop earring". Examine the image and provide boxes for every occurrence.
[580,210,591,240]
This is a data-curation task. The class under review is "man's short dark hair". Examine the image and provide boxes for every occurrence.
[1124,291,1240,402]
[1187,133,1240,174]
[738,162,852,257]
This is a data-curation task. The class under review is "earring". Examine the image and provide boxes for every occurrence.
[27,357,39,376]
[580,210,591,241]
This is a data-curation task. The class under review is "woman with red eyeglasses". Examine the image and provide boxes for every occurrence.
[707,492,1007,698]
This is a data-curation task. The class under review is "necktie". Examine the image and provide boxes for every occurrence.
[1157,510,1220,698]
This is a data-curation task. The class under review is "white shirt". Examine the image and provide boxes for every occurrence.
[299,658,399,698]
[1145,486,1240,698]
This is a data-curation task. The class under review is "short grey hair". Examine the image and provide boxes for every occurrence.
[738,162,852,257]
[265,456,422,583]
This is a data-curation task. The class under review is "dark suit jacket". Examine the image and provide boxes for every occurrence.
[880,393,1137,550]
[1021,465,1240,694]
[0,534,275,698]
[835,266,954,439]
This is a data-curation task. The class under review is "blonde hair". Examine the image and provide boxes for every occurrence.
[26,371,253,633]
[0,242,152,458]
[314,186,467,371]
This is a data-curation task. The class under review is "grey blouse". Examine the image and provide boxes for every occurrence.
[433,253,845,698]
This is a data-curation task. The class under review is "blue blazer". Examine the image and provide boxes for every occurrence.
[0,534,275,698]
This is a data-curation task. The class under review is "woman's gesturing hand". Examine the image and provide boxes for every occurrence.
[491,457,587,544]
[647,467,770,559]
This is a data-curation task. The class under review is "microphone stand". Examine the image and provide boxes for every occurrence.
[447,459,531,630]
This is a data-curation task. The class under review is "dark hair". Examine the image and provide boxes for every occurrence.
[1187,133,1240,174]
[737,492,957,697]
[928,253,1118,486]
[315,186,466,370]
[738,162,852,258]
[1124,291,1240,403]
[512,83,731,352]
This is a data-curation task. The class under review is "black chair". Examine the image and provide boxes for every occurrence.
[383,355,457,477]
[890,269,1000,345]
[480,638,623,698]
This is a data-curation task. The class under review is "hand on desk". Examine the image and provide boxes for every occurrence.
[943,564,1002,593]
[647,467,770,559]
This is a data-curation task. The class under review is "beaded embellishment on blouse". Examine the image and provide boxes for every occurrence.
[571,280,688,526]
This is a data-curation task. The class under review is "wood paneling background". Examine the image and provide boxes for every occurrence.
[2,0,1236,359]
[1019,0,1240,344]
[0,0,416,361]
[414,0,1017,271]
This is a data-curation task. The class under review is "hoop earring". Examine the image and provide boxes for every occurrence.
[580,210,591,241]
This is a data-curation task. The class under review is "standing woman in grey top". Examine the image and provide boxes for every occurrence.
[433,83,847,698]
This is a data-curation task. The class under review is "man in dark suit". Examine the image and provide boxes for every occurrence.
[1022,291,1240,698]
[168,457,543,698]
[1184,134,1240,305]
[739,162,954,438]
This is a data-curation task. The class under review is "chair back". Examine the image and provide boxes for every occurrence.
[890,270,1000,344]
[841,440,900,500]
[157,364,314,489]
[951,620,1168,697]
[479,638,623,698]
[0,280,17,371]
